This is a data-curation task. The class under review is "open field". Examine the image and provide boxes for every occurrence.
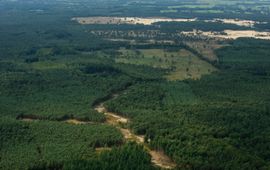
[185,40,228,61]
[115,49,217,80]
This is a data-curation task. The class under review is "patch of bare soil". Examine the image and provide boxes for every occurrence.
[206,18,265,27]
[182,30,270,40]
[65,119,90,125]
[119,128,145,143]
[20,118,37,122]
[95,147,112,154]
[149,150,177,169]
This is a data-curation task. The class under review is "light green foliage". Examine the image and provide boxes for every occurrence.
[116,49,216,80]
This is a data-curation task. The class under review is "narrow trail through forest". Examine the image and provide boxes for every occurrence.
[18,90,176,169]
[94,93,176,169]
[18,116,92,125]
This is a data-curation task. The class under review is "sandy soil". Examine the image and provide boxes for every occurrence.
[72,16,267,29]
[149,150,176,169]
[20,118,36,122]
[206,18,266,27]
[120,128,145,143]
[65,119,89,125]
[105,112,128,124]
[95,147,112,154]
[182,30,270,40]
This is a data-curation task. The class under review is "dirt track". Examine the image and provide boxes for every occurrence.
[94,94,176,169]
[19,91,176,169]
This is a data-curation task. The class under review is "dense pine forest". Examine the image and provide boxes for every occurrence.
[1,0,270,169]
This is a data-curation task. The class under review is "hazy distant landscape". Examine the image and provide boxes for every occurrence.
[1,0,270,169]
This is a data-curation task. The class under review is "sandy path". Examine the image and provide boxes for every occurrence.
[64,119,90,125]
[18,92,176,169]
[19,117,91,125]
[94,94,176,169]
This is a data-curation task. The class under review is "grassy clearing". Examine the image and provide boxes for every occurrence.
[30,60,68,70]
[116,49,217,80]
[160,9,178,13]
[185,40,228,62]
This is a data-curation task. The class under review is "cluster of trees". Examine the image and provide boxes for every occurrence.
[8,59,131,122]
[81,64,122,76]
[29,143,156,170]
[0,59,133,122]
[216,38,270,72]
[0,117,123,169]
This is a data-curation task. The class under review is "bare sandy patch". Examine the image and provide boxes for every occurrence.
[120,128,145,143]
[105,112,128,124]
[182,30,270,40]
[206,18,266,27]
[65,119,89,125]
[149,150,177,169]
[72,16,267,28]
[20,118,37,122]
[94,104,128,125]
[95,147,112,154]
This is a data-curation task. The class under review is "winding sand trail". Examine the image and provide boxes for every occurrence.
[94,93,176,169]
[18,91,176,169]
